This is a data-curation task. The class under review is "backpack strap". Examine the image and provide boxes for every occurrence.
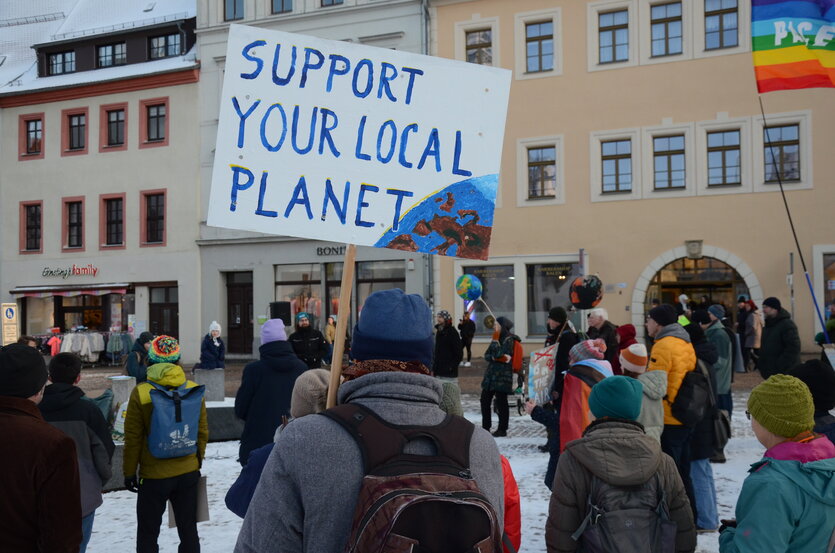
[571,475,603,541]
[321,403,474,474]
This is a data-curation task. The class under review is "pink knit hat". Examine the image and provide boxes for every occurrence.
[569,339,606,365]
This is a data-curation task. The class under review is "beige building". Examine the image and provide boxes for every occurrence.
[0,1,204,362]
[429,0,834,354]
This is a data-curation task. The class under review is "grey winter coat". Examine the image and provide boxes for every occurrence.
[545,419,696,553]
[234,371,505,553]
[705,321,732,395]
[636,370,667,443]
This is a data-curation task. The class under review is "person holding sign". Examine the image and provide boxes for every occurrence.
[481,317,517,438]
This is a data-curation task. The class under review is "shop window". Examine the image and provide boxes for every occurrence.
[140,190,166,246]
[824,253,835,316]
[356,260,406,322]
[276,263,323,325]
[526,263,582,336]
[462,265,515,337]
[19,113,45,161]
[20,201,43,254]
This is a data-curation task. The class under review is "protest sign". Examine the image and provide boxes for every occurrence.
[208,25,511,260]
[527,344,557,404]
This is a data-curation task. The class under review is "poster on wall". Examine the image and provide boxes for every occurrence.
[207,25,512,260]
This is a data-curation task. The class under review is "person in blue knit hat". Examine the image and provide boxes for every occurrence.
[546,375,696,550]
[288,312,329,369]
[235,288,506,553]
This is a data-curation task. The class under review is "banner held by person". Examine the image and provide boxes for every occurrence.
[528,344,557,405]
[208,25,511,261]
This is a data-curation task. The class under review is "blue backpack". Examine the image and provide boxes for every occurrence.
[147,382,205,459]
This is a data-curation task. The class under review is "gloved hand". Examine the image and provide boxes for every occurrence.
[719,519,737,533]
[125,476,139,493]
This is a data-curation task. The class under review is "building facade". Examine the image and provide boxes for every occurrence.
[430,0,834,352]
[196,0,432,355]
[0,0,203,362]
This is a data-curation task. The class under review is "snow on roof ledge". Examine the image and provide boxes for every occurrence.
[46,11,190,44]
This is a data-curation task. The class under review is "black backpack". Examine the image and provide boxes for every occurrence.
[321,404,504,553]
[669,359,713,427]
[571,473,676,553]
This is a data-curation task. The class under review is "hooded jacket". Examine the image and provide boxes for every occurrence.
[704,320,732,395]
[0,396,82,553]
[759,308,801,379]
[125,340,149,383]
[433,322,463,378]
[545,419,696,552]
[234,371,505,553]
[719,436,835,553]
[636,370,668,443]
[648,324,697,426]
[234,340,308,464]
[123,363,209,480]
[39,383,115,516]
[288,325,329,369]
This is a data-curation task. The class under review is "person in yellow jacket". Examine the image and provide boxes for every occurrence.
[646,303,698,517]
[123,336,208,553]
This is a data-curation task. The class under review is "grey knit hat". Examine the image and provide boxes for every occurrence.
[438,381,463,416]
[290,369,330,419]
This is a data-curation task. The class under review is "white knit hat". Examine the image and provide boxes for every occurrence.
[209,321,221,333]
[619,343,648,374]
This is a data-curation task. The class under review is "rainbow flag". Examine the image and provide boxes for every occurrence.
[752,0,835,92]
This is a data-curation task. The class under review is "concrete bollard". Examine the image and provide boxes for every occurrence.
[108,375,136,409]
[193,369,225,402]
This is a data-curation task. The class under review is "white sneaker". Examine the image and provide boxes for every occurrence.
[464,361,471,367]
[459,361,465,366]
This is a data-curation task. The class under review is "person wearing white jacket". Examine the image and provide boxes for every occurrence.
[619,343,667,443]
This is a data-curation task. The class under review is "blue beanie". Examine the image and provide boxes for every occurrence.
[351,289,434,367]
[588,375,644,421]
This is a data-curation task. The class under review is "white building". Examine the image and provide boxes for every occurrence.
[195,0,432,356]
[0,0,204,362]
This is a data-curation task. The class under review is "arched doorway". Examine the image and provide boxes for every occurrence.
[646,257,749,323]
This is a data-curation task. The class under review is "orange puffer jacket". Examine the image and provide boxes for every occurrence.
[501,455,521,553]
[647,324,697,426]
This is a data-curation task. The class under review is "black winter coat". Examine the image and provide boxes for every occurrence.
[690,340,720,461]
[200,334,226,369]
[234,341,308,464]
[433,323,463,378]
[588,320,619,367]
[759,308,801,378]
[288,327,329,369]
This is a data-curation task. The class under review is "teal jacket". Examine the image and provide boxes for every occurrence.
[719,436,835,553]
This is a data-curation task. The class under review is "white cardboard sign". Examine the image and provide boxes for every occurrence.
[208,25,511,260]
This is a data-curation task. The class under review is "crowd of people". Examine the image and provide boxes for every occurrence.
[1,289,833,552]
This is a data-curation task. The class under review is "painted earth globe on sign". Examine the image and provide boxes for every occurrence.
[456,274,483,301]
[569,275,604,309]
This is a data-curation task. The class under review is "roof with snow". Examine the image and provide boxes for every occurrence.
[0,0,197,96]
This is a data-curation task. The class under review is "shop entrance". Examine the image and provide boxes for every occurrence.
[149,286,179,338]
[226,272,253,354]
[646,257,749,323]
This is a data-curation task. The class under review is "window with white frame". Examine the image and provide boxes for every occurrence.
[601,139,633,193]
[466,29,493,65]
[517,136,564,206]
[527,146,557,199]
[650,2,683,57]
[752,111,810,191]
[525,22,554,73]
[599,9,629,63]
[763,124,801,183]
[515,9,562,79]
[653,135,686,190]
[705,0,738,50]
[707,129,741,186]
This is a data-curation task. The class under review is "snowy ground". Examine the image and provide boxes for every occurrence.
[88,389,758,552]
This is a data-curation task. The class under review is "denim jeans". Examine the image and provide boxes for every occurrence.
[80,511,95,553]
[690,458,719,530]
[661,424,696,517]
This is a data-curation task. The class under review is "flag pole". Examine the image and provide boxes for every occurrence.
[758,96,830,344]
[327,244,357,408]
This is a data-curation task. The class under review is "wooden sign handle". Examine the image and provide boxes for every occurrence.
[327,244,357,408]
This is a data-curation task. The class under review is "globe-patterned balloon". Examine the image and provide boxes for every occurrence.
[456,274,483,301]
[569,275,604,309]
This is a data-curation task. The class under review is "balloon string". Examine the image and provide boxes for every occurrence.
[478,297,497,321]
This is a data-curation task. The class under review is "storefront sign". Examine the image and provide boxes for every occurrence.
[316,246,347,256]
[208,25,511,260]
[42,264,100,279]
[2,303,19,346]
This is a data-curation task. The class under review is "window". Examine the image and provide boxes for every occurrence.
[526,263,582,335]
[66,201,83,249]
[272,0,292,13]
[48,51,75,75]
[100,194,125,249]
[225,0,243,20]
[146,104,166,142]
[98,43,126,67]
[599,10,629,63]
[707,130,741,186]
[144,193,165,244]
[68,113,85,150]
[651,2,683,57]
[322,0,344,5]
[527,146,556,199]
[654,135,686,189]
[463,265,515,337]
[26,119,42,155]
[23,203,42,252]
[705,0,738,50]
[601,139,632,193]
[466,29,493,65]
[764,124,800,183]
[150,34,181,59]
[525,21,554,73]
[107,109,125,146]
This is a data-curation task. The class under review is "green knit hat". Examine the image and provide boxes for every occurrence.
[439,381,463,417]
[747,374,815,438]
[588,376,643,421]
